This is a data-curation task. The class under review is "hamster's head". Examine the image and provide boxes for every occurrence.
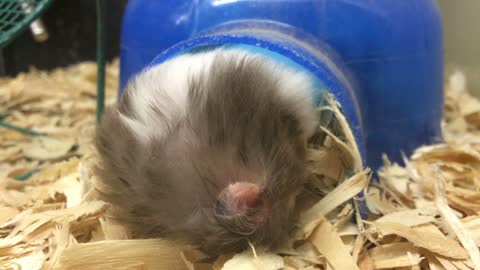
[95,48,319,256]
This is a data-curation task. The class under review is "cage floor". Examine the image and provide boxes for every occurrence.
[0,63,479,270]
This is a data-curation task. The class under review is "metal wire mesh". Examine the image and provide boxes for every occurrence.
[0,0,53,47]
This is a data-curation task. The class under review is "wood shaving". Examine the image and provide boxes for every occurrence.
[53,239,188,270]
[221,250,284,270]
[369,242,422,269]
[309,217,359,270]
[434,167,480,269]
[2,62,480,269]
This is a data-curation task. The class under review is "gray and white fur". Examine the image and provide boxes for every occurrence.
[94,49,318,256]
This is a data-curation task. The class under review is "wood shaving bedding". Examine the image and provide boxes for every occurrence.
[1,62,479,269]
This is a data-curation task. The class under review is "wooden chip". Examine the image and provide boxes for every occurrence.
[43,221,74,270]
[50,173,84,208]
[357,251,375,270]
[423,252,449,270]
[307,148,345,180]
[309,217,359,270]
[373,222,468,260]
[30,158,80,184]
[4,250,46,270]
[374,207,438,227]
[322,94,363,171]
[434,170,480,269]
[369,242,422,269]
[435,254,472,270]
[221,249,284,270]
[0,206,19,226]
[53,239,188,270]
[23,137,76,161]
[301,169,370,236]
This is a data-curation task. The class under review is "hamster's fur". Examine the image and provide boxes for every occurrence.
[95,49,318,255]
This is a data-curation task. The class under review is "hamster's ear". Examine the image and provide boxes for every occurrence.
[94,103,146,191]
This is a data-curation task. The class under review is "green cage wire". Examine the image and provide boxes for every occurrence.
[0,0,106,181]
[0,0,107,122]
[0,0,54,48]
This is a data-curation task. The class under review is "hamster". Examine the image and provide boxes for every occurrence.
[94,48,319,256]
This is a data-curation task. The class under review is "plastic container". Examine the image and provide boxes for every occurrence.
[119,0,444,170]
